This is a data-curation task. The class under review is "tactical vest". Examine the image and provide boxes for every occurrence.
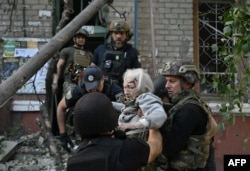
[161,90,213,171]
[73,49,92,67]
[65,49,92,84]
[100,50,126,86]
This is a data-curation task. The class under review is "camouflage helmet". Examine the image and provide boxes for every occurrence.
[109,20,130,32]
[161,60,200,84]
[74,28,89,38]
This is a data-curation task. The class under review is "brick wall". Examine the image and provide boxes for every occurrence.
[0,0,194,79]
[0,0,53,81]
[0,1,250,171]
[109,0,194,76]
[0,0,53,38]
[0,0,195,131]
[0,0,194,129]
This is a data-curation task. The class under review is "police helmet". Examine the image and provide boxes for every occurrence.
[161,60,200,84]
[109,20,130,32]
[73,92,118,138]
[74,28,89,38]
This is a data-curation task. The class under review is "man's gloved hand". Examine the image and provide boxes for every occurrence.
[52,83,58,94]
[60,132,74,153]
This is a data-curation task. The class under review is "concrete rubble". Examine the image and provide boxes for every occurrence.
[0,132,70,171]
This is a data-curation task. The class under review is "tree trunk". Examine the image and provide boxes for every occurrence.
[0,0,111,106]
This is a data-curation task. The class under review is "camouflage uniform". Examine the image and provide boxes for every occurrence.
[158,61,216,171]
[59,29,93,95]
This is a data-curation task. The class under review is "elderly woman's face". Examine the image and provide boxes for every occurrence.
[123,76,138,100]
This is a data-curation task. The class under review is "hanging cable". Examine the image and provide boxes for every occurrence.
[108,3,126,20]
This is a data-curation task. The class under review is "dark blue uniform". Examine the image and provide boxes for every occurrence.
[92,43,141,89]
[65,82,123,125]
[92,43,141,68]
[65,82,123,108]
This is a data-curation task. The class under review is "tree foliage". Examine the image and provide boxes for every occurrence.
[211,3,250,130]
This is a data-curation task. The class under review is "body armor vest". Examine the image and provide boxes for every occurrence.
[73,49,92,67]
[100,50,126,86]
[162,90,213,171]
[65,49,92,85]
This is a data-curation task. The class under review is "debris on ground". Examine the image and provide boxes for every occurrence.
[0,131,70,171]
[0,140,20,163]
[0,103,80,171]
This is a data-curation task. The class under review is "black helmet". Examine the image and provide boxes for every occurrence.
[73,92,117,138]
[161,60,200,84]
[153,75,168,98]
[74,28,89,38]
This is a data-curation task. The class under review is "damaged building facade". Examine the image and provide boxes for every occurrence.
[0,0,250,170]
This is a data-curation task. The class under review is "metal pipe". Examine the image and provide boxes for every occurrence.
[149,0,156,77]
[22,0,26,37]
[134,0,138,48]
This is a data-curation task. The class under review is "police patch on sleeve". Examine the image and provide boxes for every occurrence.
[65,91,73,100]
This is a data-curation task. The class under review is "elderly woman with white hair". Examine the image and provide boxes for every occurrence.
[114,68,167,138]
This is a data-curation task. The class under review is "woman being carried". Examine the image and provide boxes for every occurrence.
[114,68,167,139]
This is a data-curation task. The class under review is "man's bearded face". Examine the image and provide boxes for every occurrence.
[111,31,127,49]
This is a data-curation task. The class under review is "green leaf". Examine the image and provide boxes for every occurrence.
[216,122,225,131]
[220,46,228,56]
[220,103,227,112]
[201,75,206,84]
[225,20,234,26]
[211,44,218,52]
[222,112,230,121]
[242,44,250,53]
[224,26,232,36]
[227,103,235,111]
[229,114,235,126]
[233,99,241,108]
[212,80,218,89]
[218,83,228,94]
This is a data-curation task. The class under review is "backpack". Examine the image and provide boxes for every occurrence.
[66,136,127,171]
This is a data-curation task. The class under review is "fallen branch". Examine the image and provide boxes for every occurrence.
[39,103,64,170]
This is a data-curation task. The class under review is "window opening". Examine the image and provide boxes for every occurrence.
[199,1,233,94]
